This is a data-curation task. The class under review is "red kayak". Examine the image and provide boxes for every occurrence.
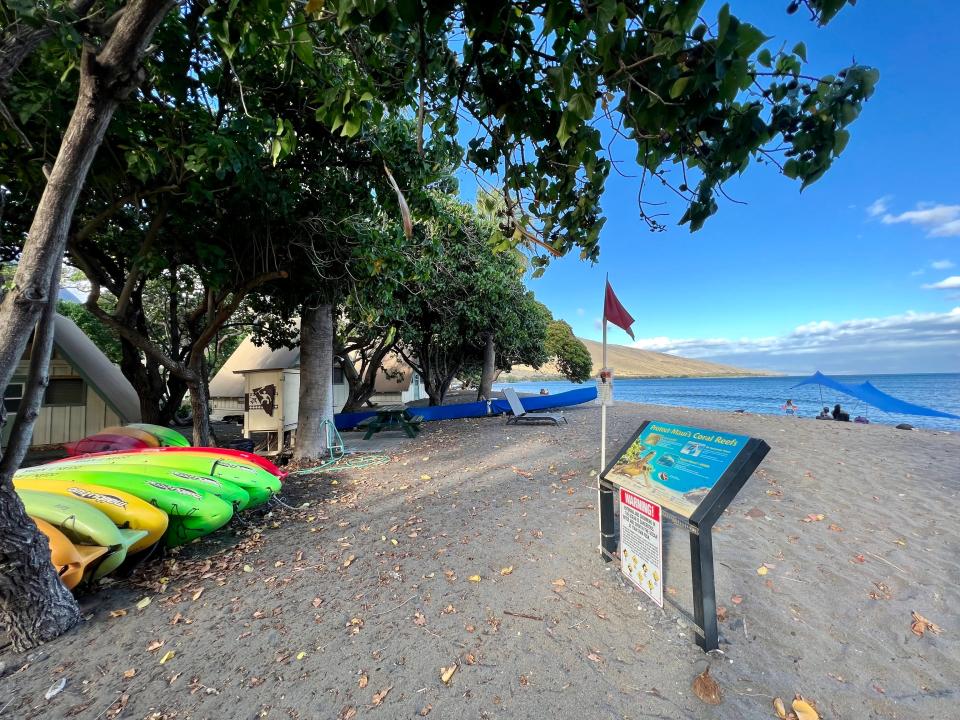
[64,433,151,456]
[50,446,286,479]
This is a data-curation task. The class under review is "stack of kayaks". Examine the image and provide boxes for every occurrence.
[16,423,286,590]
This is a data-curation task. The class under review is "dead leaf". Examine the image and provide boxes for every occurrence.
[587,652,602,663]
[716,606,728,623]
[511,466,533,479]
[159,650,175,664]
[551,578,566,588]
[773,696,787,719]
[500,566,514,576]
[519,674,529,687]
[122,668,137,679]
[383,164,413,239]
[371,686,392,706]
[413,611,426,626]
[340,707,357,720]
[468,574,481,583]
[756,566,769,576]
[359,674,368,689]
[136,597,151,610]
[44,678,66,700]
[419,705,432,716]
[109,609,127,618]
[147,640,165,652]
[792,695,820,720]
[342,554,356,568]
[312,597,323,608]
[691,666,722,705]
[910,611,942,638]
[440,663,458,684]
[465,653,477,665]
[801,514,826,523]
[192,588,204,601]
[850,554,866,564]
[731,594,743,605]
[828,523,843,532]
[745,507,765,518]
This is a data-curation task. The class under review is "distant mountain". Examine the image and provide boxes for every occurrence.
[503,337,776,380]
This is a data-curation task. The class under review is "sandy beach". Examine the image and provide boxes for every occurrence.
[1,402,958,719]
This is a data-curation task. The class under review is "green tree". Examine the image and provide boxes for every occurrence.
[56,300,121,363]
[545,318,593,383]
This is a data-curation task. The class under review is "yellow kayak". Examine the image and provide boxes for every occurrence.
[16,477,168,553]
[31,516,108,590]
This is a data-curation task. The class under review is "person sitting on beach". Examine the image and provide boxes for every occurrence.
[832,404,850,422]
[816,407,833,420]
[539,388,549,395]
[782,399,798,415]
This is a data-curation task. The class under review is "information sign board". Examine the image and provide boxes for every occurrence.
[619,488,663,607]
[596,368,614,406]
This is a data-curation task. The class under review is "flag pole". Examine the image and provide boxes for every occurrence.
[600,315,607,473]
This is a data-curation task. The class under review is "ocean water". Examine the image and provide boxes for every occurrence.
[494,373,960,432]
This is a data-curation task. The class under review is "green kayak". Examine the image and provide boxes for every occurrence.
[20,462,251,511]
[16,468,234,547]
[17,489,147,580]
[126,423,191,447]
[44,453,280,507]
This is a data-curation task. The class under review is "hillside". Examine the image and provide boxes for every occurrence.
[502,337,775,380]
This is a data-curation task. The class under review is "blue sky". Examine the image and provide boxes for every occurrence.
[468,1,960,374]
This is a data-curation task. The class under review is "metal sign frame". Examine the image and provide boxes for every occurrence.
[598,419,770,651]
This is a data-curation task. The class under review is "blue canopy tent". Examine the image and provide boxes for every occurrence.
[791,371,960,420]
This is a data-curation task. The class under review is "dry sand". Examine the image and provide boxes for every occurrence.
[1,403,958,719]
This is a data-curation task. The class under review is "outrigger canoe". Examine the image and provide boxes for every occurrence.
[31,516,107,590]
[18,490,146,580]
[15,477,168,553]
[43,452,280,507]
[16,468,234,547]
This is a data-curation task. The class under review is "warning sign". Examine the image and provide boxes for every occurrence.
[619,488,663,608]
[596,368,614,406]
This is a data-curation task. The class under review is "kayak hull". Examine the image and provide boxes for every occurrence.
[126,423,191,447]
[15,477,168,553]
[31,516,107,590]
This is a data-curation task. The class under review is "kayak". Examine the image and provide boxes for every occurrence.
[64,432,150,456]
[19,462,252,511]
[31,516,107,590]
[42,453,280,507]
[15,477,168,553]
[18,490,146,580]
[56,446,286,478]
[126,423,191,447]
[16,468,234,547]
[98,426,161,447]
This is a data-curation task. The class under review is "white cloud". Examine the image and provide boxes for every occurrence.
[866,196,891,217]
[631,308,960,374]
[924,276,960,290]
[879,202,960,237]
[910,268,925,277]
[931,259,955,270]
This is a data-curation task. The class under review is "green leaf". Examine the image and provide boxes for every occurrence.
[792,42,807,62]
[669,76,692,99]
[833,129,850,155]
[717,4,731,44]
[341,115,362,137]
[783,159,800,179]
[757,48,772,68]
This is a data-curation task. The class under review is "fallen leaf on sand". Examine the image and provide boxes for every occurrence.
[910,611,943,637]
[716,606,728,623]
[440,663,458,684]
[420,474,431,480]
[552,578,566,587]
[511,466,533,479]
[465,653,477,665]
[801,514,826,523]
[468,574,482,583]
[587,652,602,663]
[359,674,368,688]
[159,651,175,664]
[773,697,787,719]
[850,554,866,564]
[192,588,204,601]
[413,611,426,626]
[340,707,357,720]
[44,678,66,700]
[792,695,820,720]
[147,640,165,652]
[242,564,253,573]
[312,597,323,608]
[371,686,392,705]
[828,524,844,532]
[500,566,514,576]
[731,594,743,605]
[691,666,722,705]
[109,609,127,618]
[745,507,765,518]
[136,597,151,610]
[756,566,769,576]
[296,651,306,660]
[123,668,137,679]
[419,705,432,716]
[342,555,356,568]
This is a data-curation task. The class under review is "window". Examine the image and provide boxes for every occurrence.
[44,378,84,406]
[4,383,23,412]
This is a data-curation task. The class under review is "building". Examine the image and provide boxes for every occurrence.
[2,314,141,449]
[208,335,425,453]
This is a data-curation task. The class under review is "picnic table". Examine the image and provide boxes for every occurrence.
[362,404,424,440]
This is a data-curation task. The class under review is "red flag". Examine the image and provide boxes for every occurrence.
[604,280,635,340]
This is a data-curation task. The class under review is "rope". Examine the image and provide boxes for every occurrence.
[285,452,391,476]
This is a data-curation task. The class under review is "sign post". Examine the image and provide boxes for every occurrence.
[599,419,769,651]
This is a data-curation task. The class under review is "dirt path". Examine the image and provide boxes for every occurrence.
[2,403,958,719]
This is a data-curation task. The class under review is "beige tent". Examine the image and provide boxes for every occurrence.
[3,314,141,448]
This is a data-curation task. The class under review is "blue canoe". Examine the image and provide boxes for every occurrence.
[334,386,597,430]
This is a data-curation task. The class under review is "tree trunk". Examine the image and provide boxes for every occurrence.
[0,266,81,650]
[477,333,495,400]
[295,303,334,460]
[187,358,210,447]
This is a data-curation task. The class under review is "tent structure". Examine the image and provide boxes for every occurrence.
[792,371,960,420]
